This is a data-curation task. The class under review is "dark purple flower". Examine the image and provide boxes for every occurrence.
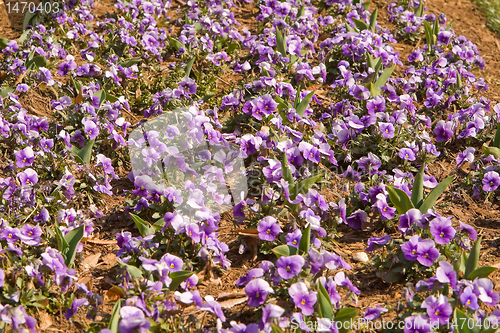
[345,210,367,230]
[398,148,416,161]
[421,295,452,325]
[276,255,304,280]
[416,239,439,267]
[460,286,479,310]
[119,306,151,333]
[483,171,500,192]
[474,278,500,306]
[459,222,477,240]
[83,120,99,140]
[15,146,35,168]
[257,217,282,241]
[436,261,457,289]
[286,229,302,248]
[245,278,274,307]
[398,209,423,234]
[65,298,89,320]
[201,296,226,322]
[289,282,317,316]
[334,272,360,295]
[57,55,77,76]
[430,217,455,244]
[364,305,388,321]
[350,85,370,100]
[456,147,475,167]
[379,122,395,139]
[19,224,42,246]
[434,120,454,142]
[366,235,391,252]
[17,168,38,186]
[373,194,396,221]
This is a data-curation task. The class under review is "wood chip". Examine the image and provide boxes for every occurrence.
[84,238,117,245]
[39,312,53,330]
[219,297,248,309]
[83,253,101,268]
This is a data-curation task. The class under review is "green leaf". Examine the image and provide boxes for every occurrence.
[291,174,322,200]
[352,18,368,31]
[275,29,287,56]
[18,30,30,44]
[387,186,414,214]
[334,308,359,333]
[446,19,455,31]
[184,57,195,77]
[411,166,425,208]
[454,308,484,333]
[169,37,185,51]
[317,280,334,319]
[345,23,357,33]
[467,266,497,280]
[297,6,305,18]
[369,8,378,32]
[465,237,482,279]
[72,139,95,165]
[119,262,143,279]
[414,1,424,16]
[373,57,383,79]
[482,144,500,159]
[298,223,311,255]
[272,245,297,258]
[362,1,371,11]
[0,87,15,98]
[366,82,381,97]
[281,152,295,186]
[494,124,500,149]
[169,271,194,291]
[457,72,463,88]
[271,323,285,333]
[418,175,455,213]
[23,11,38,31]
[226,42,240,53]
[374,65,396,88]
[108,300,121,333]
[453,252,465,274]
[119,58,141,68]
[366,54,376,69]
[25,55,48,71]
[295,91,315,117]
[202,93,214,102]
[55,225,69,255]
[64,226,84,267]
[423,21,433,46]
[433,19,439,37]
[0,37,9,50]
[129,213,155,237]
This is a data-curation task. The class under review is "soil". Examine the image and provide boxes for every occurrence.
[1,0,500,332]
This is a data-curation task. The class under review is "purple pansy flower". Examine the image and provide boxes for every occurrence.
[379,122,395,139]
[257,217,282,241]
[345,210,367,230]
[364,305,388,321]
[398,209,423,234]
[398,148,416,161]
[434,120,454,142]
[404,315,431,333]
[15,146,35,168]
[416,239,439,267]
[245,278,274,307]
[119,306,151,333]
[17,168,38,186]
[366,235,391,252]
[482,171,500,192]
[460,286,479,310]
[435,261,457,289]
[430,216,455,244]
[83,120,100,140]
[276,255,305,280]
[289,282,317,316]
[421,295,452,325]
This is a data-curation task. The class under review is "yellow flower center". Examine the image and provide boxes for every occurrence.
[170,263,175,269]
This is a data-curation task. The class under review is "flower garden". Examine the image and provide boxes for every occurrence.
[1,0,500,331]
